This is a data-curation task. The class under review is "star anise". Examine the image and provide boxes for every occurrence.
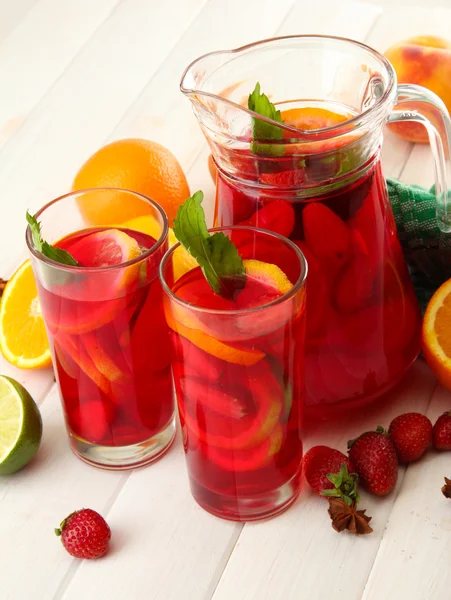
[0,278,7,297]
[327,498,373,535]
[442,477,451,499]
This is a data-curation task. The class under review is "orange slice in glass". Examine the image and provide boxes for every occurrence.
[57,334,111,396]
[165,309,264,366]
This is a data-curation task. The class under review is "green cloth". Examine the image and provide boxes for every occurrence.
[387,178,451,311]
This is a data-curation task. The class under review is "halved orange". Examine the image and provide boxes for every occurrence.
[0,261,52,369]
[422,278,451,389]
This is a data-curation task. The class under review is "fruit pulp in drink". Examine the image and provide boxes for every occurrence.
[36,227,173,447]
[168,261,305,520]
[214,105,421,418]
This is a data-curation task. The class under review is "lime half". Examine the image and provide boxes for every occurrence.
[0,376,42,475]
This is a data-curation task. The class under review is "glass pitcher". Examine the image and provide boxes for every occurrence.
[180,35,451,420]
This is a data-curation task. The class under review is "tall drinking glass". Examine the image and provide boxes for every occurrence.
[160,226,307,521]
[26,189,175,469]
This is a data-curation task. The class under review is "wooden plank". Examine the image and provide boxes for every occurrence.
[0,387,126,600]
[0,0,37,44]
[0,0,121,151]
[0,0,209,276]
[361,383,451,600]
[211,361,437,600]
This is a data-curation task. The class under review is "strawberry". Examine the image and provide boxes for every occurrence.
[348,427,398,496]
[238,200,295,238]
[388,412,432,463]
[55,509,111,559]
[260,169,305,187]
[303,445,357,500]
[432,410,451,450]
[333,252,374,314]
[302,203,352,266]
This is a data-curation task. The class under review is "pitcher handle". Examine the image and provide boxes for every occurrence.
[387,83,451,233]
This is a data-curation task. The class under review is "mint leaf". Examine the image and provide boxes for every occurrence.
[248,82,285,156]
[26,211,78,266]
[173,191,245,298]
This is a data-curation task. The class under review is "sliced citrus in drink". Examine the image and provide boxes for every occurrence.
[46,228,144,334]
[239,259,293,302]
[0,376,43,475]
[66,227,141,268]
[423,279,451,389]
[0,261,51,369]
[57,335,111,396]
[207,424,283,471]
[233,259,296,338]
[180,362,282,450]
[82,332,128,384]
[281,106,351,130]
[165,309,264,366]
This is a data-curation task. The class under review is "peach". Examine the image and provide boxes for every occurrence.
[384,36,451,143]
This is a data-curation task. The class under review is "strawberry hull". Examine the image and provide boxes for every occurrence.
[215,158,421,419]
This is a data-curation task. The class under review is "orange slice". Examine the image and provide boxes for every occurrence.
[243,259,292,294]
[68,228,141,267]
[165,310,264,366]
[82,332,127,383]
[423,279,451,389]
[0,261,51,369]
[280,106,351,130]
[57,335,111,396]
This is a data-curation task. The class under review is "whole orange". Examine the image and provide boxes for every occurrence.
[72,138,190,225]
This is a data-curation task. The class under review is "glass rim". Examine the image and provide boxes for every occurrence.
[159,225,308,316]
[25,187,169,273]
[180,34,396,139]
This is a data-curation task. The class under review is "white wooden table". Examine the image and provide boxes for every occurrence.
[1,1,451,598]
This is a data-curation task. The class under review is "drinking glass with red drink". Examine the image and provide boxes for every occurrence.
[26,189,175,469]
[180,36,451,419]
[160,192,307,521]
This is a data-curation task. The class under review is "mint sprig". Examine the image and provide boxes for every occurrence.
[173,191,245,298]
[248,82,285,157]
[26,211,78,266]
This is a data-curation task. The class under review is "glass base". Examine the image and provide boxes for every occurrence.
[189,470,302,522]
[69,417,176,470]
